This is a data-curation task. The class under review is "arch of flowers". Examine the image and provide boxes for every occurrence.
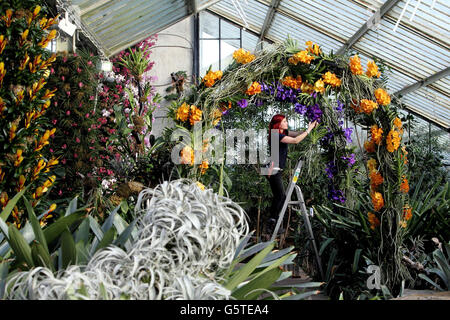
[169,38,412,289]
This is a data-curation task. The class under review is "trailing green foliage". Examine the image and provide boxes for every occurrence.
[221,235,323,300]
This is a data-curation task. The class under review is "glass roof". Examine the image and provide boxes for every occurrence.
[58,0,449,132]
[207,0,450,131]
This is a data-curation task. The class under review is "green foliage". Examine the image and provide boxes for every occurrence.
[221,235,323,300]
[406,175,449,241]
[0,192,137,297]
[304,201,380,300]
[44,51,100,198]
[418,241,450,291]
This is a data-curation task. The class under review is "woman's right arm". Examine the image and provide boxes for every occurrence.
[281,121,317,144]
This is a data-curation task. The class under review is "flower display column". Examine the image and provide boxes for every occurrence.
[0,3,58,227]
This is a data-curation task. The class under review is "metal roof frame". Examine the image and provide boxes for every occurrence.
[335,0,402,55]
[57,0,222,58]
[207,0,449,131]
[258,0,281,44]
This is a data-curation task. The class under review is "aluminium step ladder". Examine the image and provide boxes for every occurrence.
[270,159,325,281]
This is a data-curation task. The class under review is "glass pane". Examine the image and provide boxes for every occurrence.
[242,30,258,52]
[221,19,240,39]
[200,11,219,39]
[200,39,220,76]
[221,39,240,71]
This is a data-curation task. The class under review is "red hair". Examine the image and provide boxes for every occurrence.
[268,114,287,144]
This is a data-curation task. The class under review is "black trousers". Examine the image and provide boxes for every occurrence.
[267,171,286,220]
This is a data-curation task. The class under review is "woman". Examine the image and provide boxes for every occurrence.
[266,114,317,232]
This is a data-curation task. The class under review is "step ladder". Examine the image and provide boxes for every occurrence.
[270,159,325,281]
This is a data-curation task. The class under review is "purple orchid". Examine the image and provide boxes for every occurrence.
[344,127,353,143]
[237,99,248,108]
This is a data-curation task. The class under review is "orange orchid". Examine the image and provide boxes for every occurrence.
[246,81,261,95]
[0,35,7,54]
[370,125,383,145]
[349,55,363,75]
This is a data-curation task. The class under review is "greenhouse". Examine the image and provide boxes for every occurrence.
[0,0,448,304]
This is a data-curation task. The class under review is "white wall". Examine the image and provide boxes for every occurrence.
[148,16,195,138]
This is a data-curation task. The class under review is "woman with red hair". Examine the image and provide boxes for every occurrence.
[266,114,317,233]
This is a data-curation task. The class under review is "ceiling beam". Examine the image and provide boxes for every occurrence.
[400,103,449,132]
[258,0,281,45]
[336,0,401,55]
[394,66,450,97]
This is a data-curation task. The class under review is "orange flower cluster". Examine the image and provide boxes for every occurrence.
[19,29,29,47]
[349,55,364,75]
[14,149,24,167]
[370,125,383,145]
[400,145,408,164]
[233,48,255,64]
[0,35,7,55]
[211,108,222,126]
[314,79,325,94]
[288,50,315,65]
[322,71,341,87]
[400,175,409,193]
[305,41,322,56]
[301,82,314,94]
[402,205,412,221]
[0,192,8,210]
[203,70,222,88]
[196,181,205,191]
[282,75,303,89]
[371,191,384,212]
[199,159,209,175]
[39,54,56,72]
[41,88,57,100]
[364,140,375,153]
[1,9,13,28]
[175,102,202,125]
[28,78,46,101]
[31,5,41,20]
[246,81,261,95]
[368,212,380,230]
[9,123,17,142]
[32,158,46,181]
[368,158,383,193]
[37,29,57,48]
[189,105,202,125]
[386,129,401,152]
[374,88,391,106]
[370,171,384,191]
[176,102,190,122]
[366,60,381,78]
[359,99,378,114]
[0,97,5,118]
[39,15,59,31]
[181,146,194,165]
[44,157,58,173]
[11,206,21,228]
[14,88,25,105]
[367,158,377,172]
[393,117,402,131]
[0,62,5,87]
[40,204,57,227]
[34,128,56,152]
